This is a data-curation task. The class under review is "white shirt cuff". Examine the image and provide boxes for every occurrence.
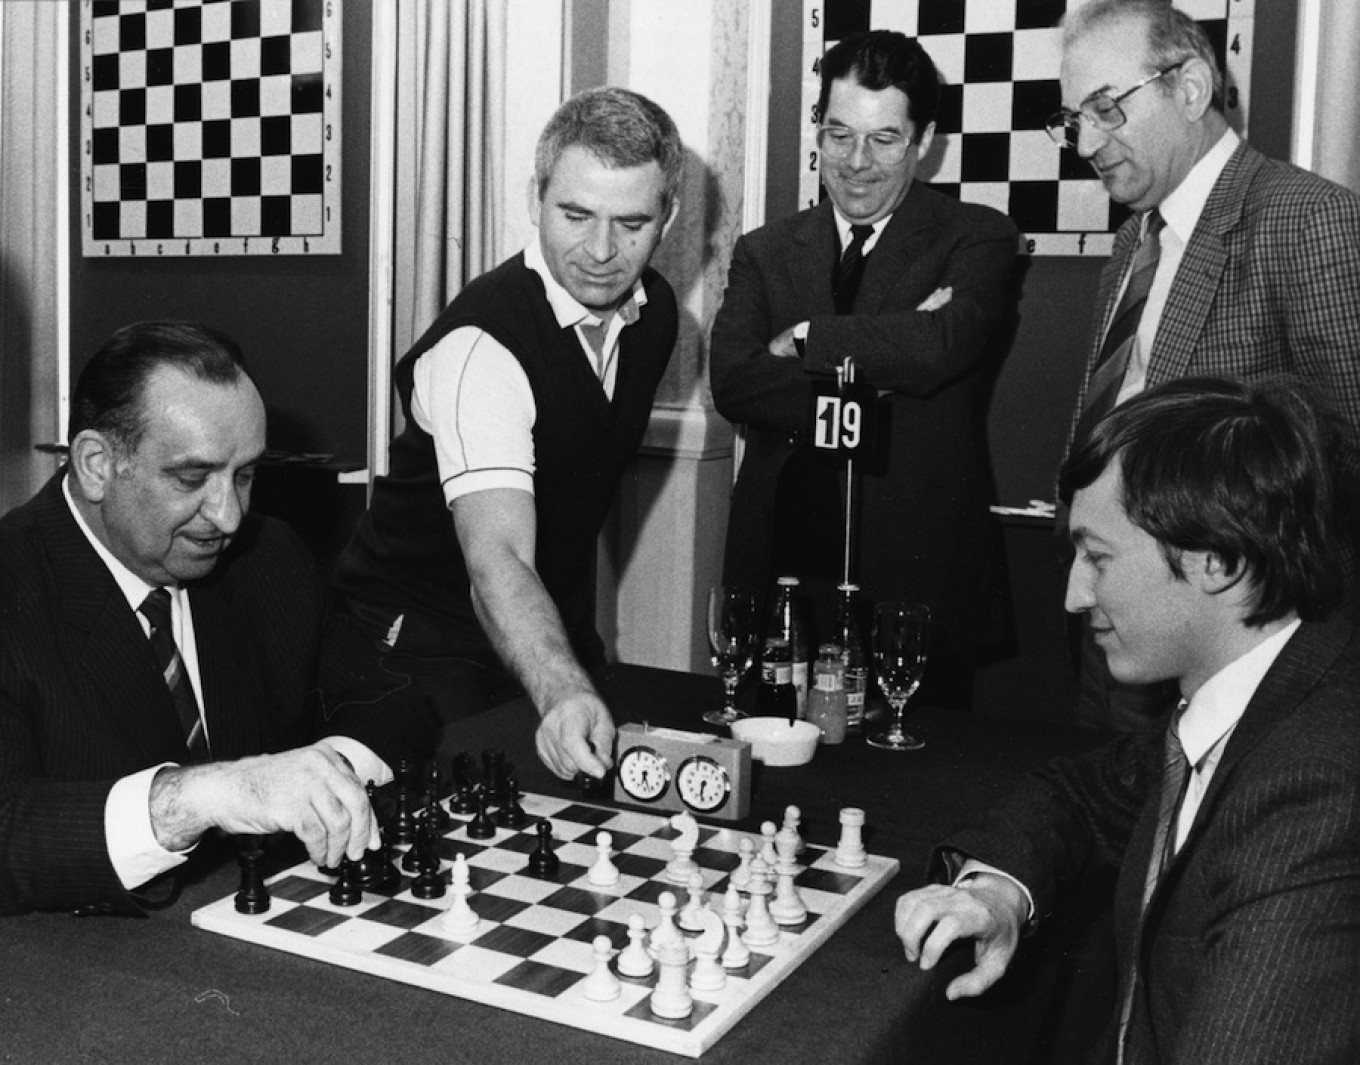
[105,764,191,890]
[955,858,1036,923]
[319,736,392,790]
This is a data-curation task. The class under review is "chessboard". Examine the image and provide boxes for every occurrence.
[799,0,1256,255]
[79,0,342,257]
[191,791,899,1058]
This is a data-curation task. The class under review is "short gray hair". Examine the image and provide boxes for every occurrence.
[533,87,683,212]
[1062,0,1223,112]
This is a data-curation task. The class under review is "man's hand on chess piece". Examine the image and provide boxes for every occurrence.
[894,872,1028,1001]
[148,743,379,869]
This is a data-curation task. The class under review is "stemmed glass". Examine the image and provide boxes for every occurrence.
[704,586,758,726]
[870,602,931,750]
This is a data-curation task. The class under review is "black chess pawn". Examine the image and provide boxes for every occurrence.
[465,788,496,840]
[424,762,451,832]
[329,856,363,907]
[410,861,445,900]
[448,780,478,816]
[497,775,527,829]
[526,820,560,879]
[234,838,270,915]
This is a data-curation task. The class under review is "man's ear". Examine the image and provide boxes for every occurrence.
[915,121,936,159]
[527,174,542,227]
[660,194,681,240]
[1176,55,1215,123]
[1196,550,1246,596]
[67,430,119,504]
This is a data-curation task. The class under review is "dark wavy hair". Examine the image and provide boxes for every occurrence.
[69,320,249,453]
[1059,376,1349,626]
[815,30,941,136]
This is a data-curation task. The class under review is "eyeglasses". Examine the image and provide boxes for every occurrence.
[1045,60,1188,150]
[817,126,913,165]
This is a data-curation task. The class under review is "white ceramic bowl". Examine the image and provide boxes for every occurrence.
[730,717,820,767]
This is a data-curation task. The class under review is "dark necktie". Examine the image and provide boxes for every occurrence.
[1074,210,1165,445]
[139,588,210,760]
[1116,711,1190,1063]
[833,224,875,315]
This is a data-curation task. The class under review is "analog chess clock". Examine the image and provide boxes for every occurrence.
[613,723,751,821]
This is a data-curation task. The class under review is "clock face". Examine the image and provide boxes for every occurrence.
[676,755,732,813]
[617,745,671,802]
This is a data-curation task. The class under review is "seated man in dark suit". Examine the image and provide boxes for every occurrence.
[895,377,1359,1064]
[0,321,410,916]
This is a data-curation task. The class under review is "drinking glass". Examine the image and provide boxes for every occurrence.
[869,602,930,750]
[704,586,758,726]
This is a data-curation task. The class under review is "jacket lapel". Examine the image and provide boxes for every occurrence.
[789,201,839,318]
[1147,141,1261,387]
[35,475,189,765]
[854,183,939,314]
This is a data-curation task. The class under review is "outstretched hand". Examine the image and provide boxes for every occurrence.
[536,692,616,781]
[894,874,1028,1000]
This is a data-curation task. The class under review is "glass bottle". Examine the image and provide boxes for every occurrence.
[807,643,848,744]
[760,576,808,719]
[836,582,869,734]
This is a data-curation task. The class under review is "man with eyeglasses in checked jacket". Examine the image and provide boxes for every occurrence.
[1053,0,1360,733]
[710,30,1019,708]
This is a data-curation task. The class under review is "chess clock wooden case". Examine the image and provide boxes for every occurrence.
[613,723,751,821]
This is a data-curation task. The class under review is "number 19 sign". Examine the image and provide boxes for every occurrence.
[810,381,876,456]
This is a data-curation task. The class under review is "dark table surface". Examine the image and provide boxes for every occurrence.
[0,665,1108,1065]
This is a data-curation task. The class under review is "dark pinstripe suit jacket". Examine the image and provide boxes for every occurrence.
[1070,140,1360,447]
[942,616,1360,1064]
[0,473,326,916]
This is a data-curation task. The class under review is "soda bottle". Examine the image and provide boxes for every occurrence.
[807,643,848,744]
[761,576,808,719]
[836,582,869,734]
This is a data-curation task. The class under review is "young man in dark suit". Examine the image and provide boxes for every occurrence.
[896,377,1359,1065]
[1053,0,1360,729]
[710,30,1018,703]
[0,322,402,916]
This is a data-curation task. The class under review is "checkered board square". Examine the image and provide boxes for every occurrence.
[191,792,899,1058]
[800,0,1255,256]
[80,0,342,257]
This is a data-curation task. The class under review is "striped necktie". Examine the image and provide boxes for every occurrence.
[833,224,875,314]
[1116,710,1189,1064]
[1074,210,1165,445]
[139,588,210,760]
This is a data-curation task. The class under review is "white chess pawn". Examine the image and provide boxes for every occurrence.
[440,853,480,935]
[730,837,756,891]
[617,912,654,978]
[649,890,685,957]
[649,940,694,1020]
[759,821,779,868]
[582,935,622,1002]
[782,804,806,855]
[740,858,780,948]
[689,910,727,993]
[834,807,868,869]
[678,870,708,931]
[720,885,751,970]
[775,824,803,875]
[587,830,620,887]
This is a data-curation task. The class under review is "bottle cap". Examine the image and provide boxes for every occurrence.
[777,575,800,587]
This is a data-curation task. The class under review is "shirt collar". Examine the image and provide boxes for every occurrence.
[62,472,163,613]
[524,235,647,332]
[1159,127,1240,245]
[1180,616,1300,767]
[832,209,890,256]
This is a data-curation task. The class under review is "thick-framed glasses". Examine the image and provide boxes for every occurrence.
[1045,60,1188,150]
[817,125,913,165]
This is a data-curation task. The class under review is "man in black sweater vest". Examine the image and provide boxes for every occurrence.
[324,88,682,781]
